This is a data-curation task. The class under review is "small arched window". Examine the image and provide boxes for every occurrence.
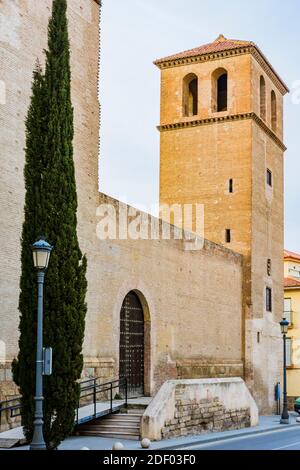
[260,76,266,121]
[271,90,277,132]
[217,73,228,112]
[212,68,228,113]
[183,73,198,117]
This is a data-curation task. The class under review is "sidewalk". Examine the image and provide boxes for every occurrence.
[160,413,300,450]
[1,413,299,450]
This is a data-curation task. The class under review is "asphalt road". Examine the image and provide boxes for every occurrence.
[178,426,300,450]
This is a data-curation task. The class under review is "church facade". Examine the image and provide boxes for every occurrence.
[0,0,288,414]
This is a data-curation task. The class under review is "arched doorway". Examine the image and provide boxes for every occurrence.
[119,291,144,397]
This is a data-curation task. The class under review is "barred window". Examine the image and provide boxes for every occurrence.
[266,287,272,312]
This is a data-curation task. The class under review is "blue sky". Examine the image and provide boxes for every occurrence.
[100,0,300,252]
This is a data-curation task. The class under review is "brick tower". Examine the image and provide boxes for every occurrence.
[155,35,289,412]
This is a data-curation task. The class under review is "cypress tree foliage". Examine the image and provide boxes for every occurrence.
[13,0,87,449]
[12,62,46,443]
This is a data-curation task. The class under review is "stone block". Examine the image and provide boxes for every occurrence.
[199,399,210,404]
[5,369,12,381]
[179,410,190,417]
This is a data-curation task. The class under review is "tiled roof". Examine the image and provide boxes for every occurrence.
[154,35,289,93]
[154,35,253,64]
[284,250,300,262]
[284,277,300,288]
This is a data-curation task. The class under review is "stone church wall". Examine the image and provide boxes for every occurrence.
[0,0,100,398]
[1,1,244,408]
[82,193,244,395]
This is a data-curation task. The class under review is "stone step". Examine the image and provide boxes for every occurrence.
[126,409,145,415]
[102,422,140,428]
[103,416,141,422]
[77,410,143,440]
[98,422,140,428]
[79,429,140,440]
[106,414,141,421]
[81,423,140,431]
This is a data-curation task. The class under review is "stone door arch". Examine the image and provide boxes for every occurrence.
[119,291,145,397]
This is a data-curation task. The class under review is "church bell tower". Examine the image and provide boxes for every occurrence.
[155,35,289,412]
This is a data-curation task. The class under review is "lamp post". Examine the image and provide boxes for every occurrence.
[30,238,53,450]
[280,317,290,425]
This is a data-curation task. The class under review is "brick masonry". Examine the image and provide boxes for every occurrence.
[0,4,286,418]
[157,39,287,413]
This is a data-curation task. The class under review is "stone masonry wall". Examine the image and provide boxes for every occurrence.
[176,360,244,381]
[162,395,251,440]
[0,396,21,433]
[141,378,257,441]
[0,362,20,431]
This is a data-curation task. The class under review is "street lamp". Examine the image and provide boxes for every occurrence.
[280,317,290,425]
[30,237,53,450]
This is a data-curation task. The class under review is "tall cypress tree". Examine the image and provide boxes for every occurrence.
[13,0,87,449]
[12,62,46,443]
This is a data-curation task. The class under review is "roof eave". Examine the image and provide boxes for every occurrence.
[252,45,289,94]
[154,45,289,95]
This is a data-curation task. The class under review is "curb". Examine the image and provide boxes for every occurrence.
[161,422,300,450]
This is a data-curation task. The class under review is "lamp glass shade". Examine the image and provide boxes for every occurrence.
[280,318,289,335]
[32,250,50,269]
[32,238,53,270]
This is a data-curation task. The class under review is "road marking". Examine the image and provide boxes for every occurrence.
[177,426,300,450]
[273,440,300,450]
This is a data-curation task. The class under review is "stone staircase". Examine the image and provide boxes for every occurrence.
[77,407,145,440]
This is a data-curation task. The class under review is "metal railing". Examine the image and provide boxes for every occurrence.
[0,396,22,423]
[0,377,128,427]
[75,377,127,425]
